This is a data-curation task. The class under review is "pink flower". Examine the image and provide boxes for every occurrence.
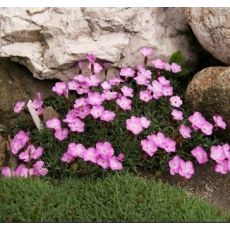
[170,96,182,108]
[126,116,143,135]
[101,81,112,90]
[116,96,132,111]
[1,167,13,178]
[191,146,208,164]
[120,67,135,77]
[121,86,134,98]
[108,77,124,86]
[188,112,206,130]
[213,115,226,129]
[163,138,177,153]
[96,142,114,159]
[214,160,229,174]
[61,152,75,163]
[89,75,101,87]
[19,144,43,162]
[10,131,29,155]
[140,90,153,102]
[148,132,165,149]
[32,160,48,176]
[54,128,69,141]
[73,106,91,120]
[140,116,151,128]
[171,109,183,121]
[89,63,103,74]
[117,153,125,162]
[158,76,170,86]
[91,105,105,119]
[152,59,165,69]
[148,132,176,153]
[178,160,194,179]
[31,92,43,109]
[68,80,79,91]
[148,80,163,99]
[162,86,174,97]
[74,98,88,108]
[87,92,104,106]
[223,144,230,159]
[210,145,226,163]
[140,47,153,56]
[86,53,96,63]
[200,121,213,136]
[83,147,98,163]
[15,164,28,177]
[109,157,123,170]
[164,63,171,71]
[134,67,151,85]
[52,82,68,96]
[169,155,182,175]
[71,143,86,158]
[102,90,118,101]
[171,63,181,73]
[67,118,85,133]
[97,156,109,169]
[46,118,61,130]
[14,101,25,113]
[100,110,116,122]
[179,124,191,139]
[31,92,44,115]
[141,139,157,157]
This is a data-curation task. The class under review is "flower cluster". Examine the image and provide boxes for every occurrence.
[169,156,194,179]
[210,144,230,174]
[141,132,176,157]
[126,116,150,135]
[1,131,48,178]
[6,47,229,180]
[61,142,124,171]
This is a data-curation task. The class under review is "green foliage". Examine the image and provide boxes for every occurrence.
[170,51,192,78]
[38,75,220,178]
[170,51,184,64]
[4,59,222,179]
[0,172,228,222]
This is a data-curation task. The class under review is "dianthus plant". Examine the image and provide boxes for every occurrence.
[2,47,229,179]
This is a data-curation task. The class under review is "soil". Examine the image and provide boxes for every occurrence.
[161,164,230,212]
[0,58,55,130]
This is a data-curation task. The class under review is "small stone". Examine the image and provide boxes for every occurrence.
[42,106,59,123]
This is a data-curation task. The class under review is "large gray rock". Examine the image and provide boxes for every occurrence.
[185,8,230,65]
[0,7,197,80]
[186,66,230,134]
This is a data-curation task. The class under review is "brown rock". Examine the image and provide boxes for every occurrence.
[0,58,55,129]
[186,66,230,135]
[42,106,59,123]
[0,134,8,168]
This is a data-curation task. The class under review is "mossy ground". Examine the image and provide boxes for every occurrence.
[0,172,229,222]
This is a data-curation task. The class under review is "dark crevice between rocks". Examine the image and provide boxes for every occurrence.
[0,57,55,132]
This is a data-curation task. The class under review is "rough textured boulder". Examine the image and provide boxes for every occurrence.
[186,66,230,134]
[0,7,197,80]
[185,8,230,65]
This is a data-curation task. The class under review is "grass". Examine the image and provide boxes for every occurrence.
[0,172,229,222]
